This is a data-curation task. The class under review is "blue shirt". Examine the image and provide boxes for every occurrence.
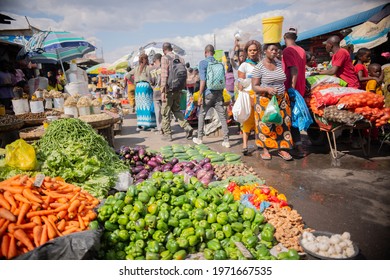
[199,55,216,96]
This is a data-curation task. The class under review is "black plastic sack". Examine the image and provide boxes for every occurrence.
[15,229,102,260]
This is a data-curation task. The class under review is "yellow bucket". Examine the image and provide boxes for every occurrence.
[262,16,284,44]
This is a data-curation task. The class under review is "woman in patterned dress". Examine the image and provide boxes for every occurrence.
[132,53,156,131]
[251,43,294,161]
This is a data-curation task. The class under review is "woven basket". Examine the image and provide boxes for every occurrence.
[0,120,24,133]
[19,125,45,140]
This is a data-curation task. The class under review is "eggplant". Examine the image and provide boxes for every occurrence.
[199,159,207,166]
[133,146,142,152]
[196,169,207,180]
[203,163,212,171]
[184,167,192,173]
[125,154,131,159]
[185,162,195,169]
[132,165,144,174]
[163,164,172,171]
[200,177,211,186]
[150,157,156,162]
[172,165,182,173]
[155,155,165,165]
[135,179,144,185]
[171,158,179,165]
[204,157,211,163]
[147,160,158,168]
[138,148,146,159]
[135,170,149,180]
[135,161,144,167]
[153,166,162,172]
[143,156,150,163]
[133,155,139,162]
[187,171,196,177]
[193,166,200,173]
[203,171,214,181]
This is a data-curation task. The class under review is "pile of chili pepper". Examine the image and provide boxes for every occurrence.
[226,182,289,209]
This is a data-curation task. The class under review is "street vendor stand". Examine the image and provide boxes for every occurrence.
[312,114,372,159]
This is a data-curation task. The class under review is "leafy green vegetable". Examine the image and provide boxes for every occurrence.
[34,118,126,198]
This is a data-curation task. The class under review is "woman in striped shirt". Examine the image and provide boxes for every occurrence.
[251,43,294,161]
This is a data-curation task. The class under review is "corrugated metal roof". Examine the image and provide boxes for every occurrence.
[296,4,388,42]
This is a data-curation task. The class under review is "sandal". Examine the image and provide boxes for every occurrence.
[260,153,272,160]
[242,148,249,156]
[278,151,293,161]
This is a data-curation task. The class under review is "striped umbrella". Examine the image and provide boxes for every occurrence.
[18,31,96,75]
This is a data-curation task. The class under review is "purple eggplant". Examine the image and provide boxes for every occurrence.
[153,166,163,172]
[138,148,146,159]
[135,161,144,167]
[185,162,195,169]
[172,165,182,173]
[187,171,196,177]
[163,164,172,171]
[199,159,207,166]
[132,165,145,174]
[143,156,150,163]
[171,158,179,165]
[200,177,211,186]
[150,157,156,162]
[203,163,213,171]
[204,157,211,163]
[133,155,140,162]
[196,169,207,180]
[155,155,165,165]
[135,179,144,185]
[135,170,149,180]
[147,160,158,168]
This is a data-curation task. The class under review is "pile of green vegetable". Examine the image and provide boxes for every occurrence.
[97,172,299,260]
[160,144,241,164]
[34,118,127,198]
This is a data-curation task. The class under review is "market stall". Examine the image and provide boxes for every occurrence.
[304,75,390,158]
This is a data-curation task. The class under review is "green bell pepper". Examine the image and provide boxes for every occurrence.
[114,191,126,200]
[253,213,265,224]
[175,210,189,220]
[138,192,150,203]
[147,203,158,215]
[97,205,113,221]
[215,230,225,240]
[229,202,239,212]
[153,230,166,242]
[214,249,227,260]
[88,220,99,230]
[207,239,221,251]
[227,211,239,223]
[216,203,230,213]
[177,237,189,249]
[173,195,189,206]
[205,229,214,240]
[179,219,193,229]
[126,220,135,231]
[160,250,173,260]
[118,229,130,242]
[104,195,116,205]
[133,201,144,213]
[222,192,234,204]
[129,210,140,222]
[192,208,206,221]
[231,222,244,233]
[211,223,222,232]
[207,212,217,224]
[104,220,119,232]
[168,217,179,228]
[147,240,160,253]
[126,185,137,197]
[117,214,129,226]
[222,224,232,238]
[195,198,207,209]
[198,220,210,229]
[173,249,187,260]
[166,239,179,253]
[113,200,125,214]
[181,227,195,239]
[135,239,145,249]
[157,220,168,232]
[146,252,160,260]
[135,230,149,240]
[122,205,133,215]
[243,207,256,222]
[242,235,258,248]
[195,227,205,239]
[145,214,157,228]
[216,212,228,225]
[203,248,214,260]
[187,235,199,247]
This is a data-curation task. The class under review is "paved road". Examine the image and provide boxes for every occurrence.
[114,112,390,260]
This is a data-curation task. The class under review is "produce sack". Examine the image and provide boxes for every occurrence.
[261,95,282,125]
[232,90,251,123]
[16,229,102,260]
[5,139,37,171]
[306,75,347,90]
[288,88,313,131]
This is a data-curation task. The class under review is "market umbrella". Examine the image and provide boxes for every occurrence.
[107,52,133,71]
[131,42,186,66]
[86,62,110,75]
[18,30,96,75]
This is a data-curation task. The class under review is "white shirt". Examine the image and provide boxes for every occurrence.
[238,62,256,91]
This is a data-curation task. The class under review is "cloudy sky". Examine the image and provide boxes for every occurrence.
[0,0,387,66]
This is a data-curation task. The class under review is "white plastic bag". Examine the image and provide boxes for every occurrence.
[232,90,251,123]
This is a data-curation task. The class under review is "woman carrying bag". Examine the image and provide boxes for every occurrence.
[251,43,294,161]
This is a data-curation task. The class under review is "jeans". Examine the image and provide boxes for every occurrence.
[197,91,229,141]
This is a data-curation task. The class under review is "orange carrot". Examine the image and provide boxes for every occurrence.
[0,185,24,194]
[31,216,42,226]
[1,234,10,258]
[7,235,17,259]
[0,194,11,210]
[48,215,57,223]
[0,175,21,186]
[0,220,10,236]
[0,208,16,222]
[18,175,29,185]
[13,229,34,251]
[57,219,66,232]
[22,188,43,204]
[3,191,17,209]
[42,216,61,239]
[33,225,43,247]
[49,202,64,208]
[0,218,5,228]
[67,221,80,228]
[39,224,48,246]
[26,209,55,219]
[68,199,81,213]
[61,226,81,235]
[68,211,76,220]
[56,210,67,220]
[8,222,37,233]
[57,197,69,204]
[16,202,31,225]
[14,193,31,204]
[53,203,69,213]
[78,201,86,213]
[77,214,85,230]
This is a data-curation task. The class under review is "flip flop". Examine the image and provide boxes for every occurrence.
[278,151,293,161]
[260,153,272,160]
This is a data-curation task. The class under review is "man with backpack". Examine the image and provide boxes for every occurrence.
[192,44,230,148]
[160,42,194,141]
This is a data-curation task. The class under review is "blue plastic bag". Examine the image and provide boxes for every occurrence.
[288,88,313,131]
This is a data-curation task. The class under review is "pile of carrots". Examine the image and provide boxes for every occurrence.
[337,92,385,110]
[0,174,99,259]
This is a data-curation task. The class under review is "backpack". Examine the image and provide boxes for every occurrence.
[206,60,225,90]
[167,55,187,91]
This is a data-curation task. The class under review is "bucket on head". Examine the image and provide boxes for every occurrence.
[12,99,30,115]
[30,101,44,113]
[262,16,284,44]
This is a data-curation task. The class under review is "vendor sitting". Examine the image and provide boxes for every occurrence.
[319,35,359,88]
[47,75,63,92]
